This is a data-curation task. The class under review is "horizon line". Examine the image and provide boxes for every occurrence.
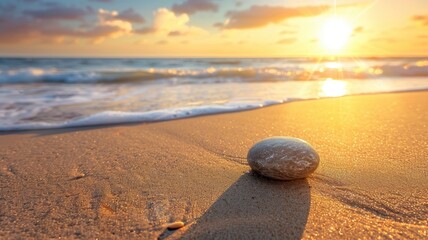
[1,55,427,59]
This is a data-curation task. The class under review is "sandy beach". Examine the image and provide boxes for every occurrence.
[0,91,427,239]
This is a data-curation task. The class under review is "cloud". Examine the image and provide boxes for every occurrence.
[172,0,218,15]
[118,9,145,23]
[217,5,329,29]
[0,17,127,44]
[135,8,206,37]
[153,8,190,31]
[0,4,138,44]
[134,27,155,34]
[24,5,94,20]
[99,8,145,24]
[168,31,184,37]
[47,25,124,39]
[413,15,428,26]
[0,16,35,43]
[0,3,16,12]
[96,9,133,36]
[277,38,296,45]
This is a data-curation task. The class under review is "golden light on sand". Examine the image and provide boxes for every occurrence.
[320,78,348,97]
[319,17,352,53]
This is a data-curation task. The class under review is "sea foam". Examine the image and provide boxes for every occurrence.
[0,101,282,131]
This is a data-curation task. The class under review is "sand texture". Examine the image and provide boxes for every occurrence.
[0,91,427,239]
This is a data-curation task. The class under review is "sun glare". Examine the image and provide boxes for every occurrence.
[319,17,352,53]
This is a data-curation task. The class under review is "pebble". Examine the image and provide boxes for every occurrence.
[167,221,185,230]
[247,137,320,180]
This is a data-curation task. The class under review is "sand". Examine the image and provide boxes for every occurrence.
[0,91,427,239]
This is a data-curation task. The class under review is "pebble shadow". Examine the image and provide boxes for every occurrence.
[179,172,311,239]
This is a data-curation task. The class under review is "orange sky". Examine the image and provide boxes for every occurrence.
[0,0,427,57]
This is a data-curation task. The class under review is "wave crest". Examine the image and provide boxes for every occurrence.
[1,62,428,84]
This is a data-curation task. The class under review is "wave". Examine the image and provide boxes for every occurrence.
[2,76,428,131]
[0,100,284,131]
[1,62,428,84]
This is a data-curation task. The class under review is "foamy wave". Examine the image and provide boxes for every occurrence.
[0,101,284,131]
[0,67,308,83]
[0,68,105,83]
[1,62,427,84]
[2,77,428,131]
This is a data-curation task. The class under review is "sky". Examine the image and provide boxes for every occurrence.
[0,0,427,57]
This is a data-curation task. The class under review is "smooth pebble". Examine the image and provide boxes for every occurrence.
[247,137,320,180]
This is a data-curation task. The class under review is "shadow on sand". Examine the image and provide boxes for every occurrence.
[176,172,311,239]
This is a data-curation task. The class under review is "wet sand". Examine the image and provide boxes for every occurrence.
[0,91,427,239]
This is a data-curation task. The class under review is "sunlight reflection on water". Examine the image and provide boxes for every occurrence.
[320,78,348,97]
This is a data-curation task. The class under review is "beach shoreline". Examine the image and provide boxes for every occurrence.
[1,91,427,239]
[2,87,428,133]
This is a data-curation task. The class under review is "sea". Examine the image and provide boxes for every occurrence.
[1,57,427,131]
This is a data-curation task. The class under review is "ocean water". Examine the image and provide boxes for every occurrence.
[1,57,428,131]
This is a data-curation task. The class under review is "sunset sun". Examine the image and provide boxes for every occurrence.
[319,17,352,53]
